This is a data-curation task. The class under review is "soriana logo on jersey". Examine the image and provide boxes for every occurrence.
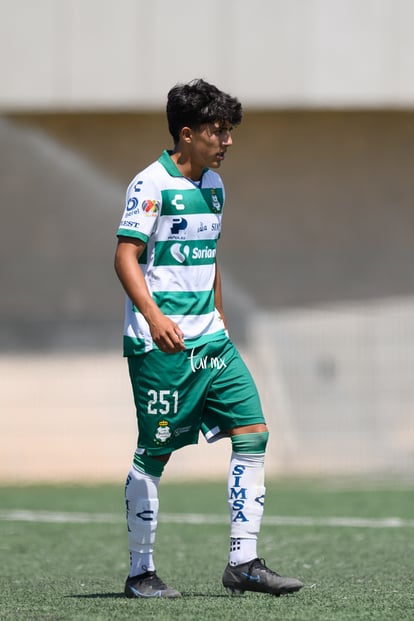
[168,241,216,265]
[155,239,217,267]
[141,199,160,216]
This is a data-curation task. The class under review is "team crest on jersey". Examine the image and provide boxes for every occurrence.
[210,189,221,213]
[142,199,160,216]
[154,420,172,445]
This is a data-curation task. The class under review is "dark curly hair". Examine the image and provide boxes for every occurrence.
[166,78,243,144]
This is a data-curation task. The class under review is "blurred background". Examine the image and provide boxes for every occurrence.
[1,0,414,482]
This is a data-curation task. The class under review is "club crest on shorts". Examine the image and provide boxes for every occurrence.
[154,419,172,445]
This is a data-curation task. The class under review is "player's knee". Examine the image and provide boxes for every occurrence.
[133,452,169,477]
[231,431,269,454]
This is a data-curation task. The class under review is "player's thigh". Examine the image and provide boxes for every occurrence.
[204,340,265,432]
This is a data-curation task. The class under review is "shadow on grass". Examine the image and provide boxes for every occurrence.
[67,591,230,599]
[66,593,125,599]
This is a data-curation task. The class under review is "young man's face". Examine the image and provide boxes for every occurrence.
[188,121,234,171]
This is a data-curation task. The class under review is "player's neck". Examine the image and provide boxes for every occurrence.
[170,151,203,181]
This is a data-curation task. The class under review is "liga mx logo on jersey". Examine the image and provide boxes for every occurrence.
[142,199,160,216]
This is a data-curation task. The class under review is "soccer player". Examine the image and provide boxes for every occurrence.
[114,79,303,598]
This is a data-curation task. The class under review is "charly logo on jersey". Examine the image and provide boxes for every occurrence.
[169,217,188,239]
[171,194,185,210]
[142,199,160,216]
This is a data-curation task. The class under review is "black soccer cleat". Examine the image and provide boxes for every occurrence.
[222,557,303,596]
[125,571,182,598]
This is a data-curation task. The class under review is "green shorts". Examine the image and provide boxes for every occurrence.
[127,338,265,456]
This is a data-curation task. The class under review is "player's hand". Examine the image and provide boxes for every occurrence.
[149,315,185,353]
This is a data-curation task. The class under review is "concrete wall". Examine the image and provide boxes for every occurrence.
[1,0,414,111]
[253,301,414,475]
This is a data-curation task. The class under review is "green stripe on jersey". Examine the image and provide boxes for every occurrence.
[161,188,224,215]
[154,239,217,266]
[152,290,214,316]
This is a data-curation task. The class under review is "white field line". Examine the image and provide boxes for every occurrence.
[0,510,414,528]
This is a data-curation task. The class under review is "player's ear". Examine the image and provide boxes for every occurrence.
[181,126,192,144]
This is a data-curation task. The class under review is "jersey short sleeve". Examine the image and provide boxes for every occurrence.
[117,167,162,243]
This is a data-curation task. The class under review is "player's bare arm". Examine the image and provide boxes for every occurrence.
[213,259,228,330]
[114,237,185,353]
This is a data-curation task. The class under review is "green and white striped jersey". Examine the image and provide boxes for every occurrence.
[117,150,228,355]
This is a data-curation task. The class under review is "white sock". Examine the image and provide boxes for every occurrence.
[229,537,258,566]
[227,451,266,566]
[125,466,160,577]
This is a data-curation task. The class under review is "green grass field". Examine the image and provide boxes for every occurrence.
[1,479,413,620]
